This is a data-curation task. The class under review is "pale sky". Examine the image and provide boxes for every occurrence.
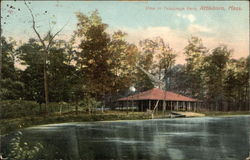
[1,1,249,64]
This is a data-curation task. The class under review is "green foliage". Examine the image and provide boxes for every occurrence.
[47,42,76,102]
[165,64,191,94]
[0,11,248,122]
[203,45,232,102]
[17,38,45,103]
[74,11,138,101]
[17,38,76,103]
[0,110,154,135]
[1,36,17,80]
[0,36,25,100]
[136,37,176,91]
[75,11,114,98]
[8,131,43,160]
[79,95,101,113]
[183,36,207,98]
[0,78,24,100]
[0,100,40,119]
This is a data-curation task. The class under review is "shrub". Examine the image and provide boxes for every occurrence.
[79,96,101,113]
[0,100,40,119]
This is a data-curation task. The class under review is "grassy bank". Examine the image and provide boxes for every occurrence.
[0,111,171,135]
[202,111,250,116]
[1,110,249,135]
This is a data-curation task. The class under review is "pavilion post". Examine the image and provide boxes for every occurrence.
[139,101,141,112]
[171,101,173,112]
[149,100,151,110]
[127,100,129,112]
[176,101,179,111]
[156,100,158,114]
[163,100,166,113]
[141,101,143,112]
[132,100,134,112]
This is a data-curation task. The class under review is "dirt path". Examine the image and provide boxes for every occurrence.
[175,112,205,117]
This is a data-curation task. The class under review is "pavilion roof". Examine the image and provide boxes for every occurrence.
[117,88,199,102]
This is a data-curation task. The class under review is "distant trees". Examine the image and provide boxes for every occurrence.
[223,57,249,111]
[202,45,232,110]
[168,36,249,111]
[0,36,24,100]
[0,10,248,112]
[18,38,44,104]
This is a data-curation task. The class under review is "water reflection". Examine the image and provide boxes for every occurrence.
[1,116,249,160]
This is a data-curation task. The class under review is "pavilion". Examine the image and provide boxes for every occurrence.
[115,88,202,112]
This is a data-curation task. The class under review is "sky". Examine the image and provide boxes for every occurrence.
[1,1,249,64]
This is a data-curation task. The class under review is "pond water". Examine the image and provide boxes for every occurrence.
[1,115,250,160]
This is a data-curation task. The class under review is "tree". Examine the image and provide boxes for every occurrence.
[74,11,112,100]
[47,40,76,103]
[24,1,67,113]
[136,37,176,91]
[1,36,17,80]
[74,11,138,107]
[18,38,45,105]
[184,36,208,99]
[18,38,77,112]
[108,31,138,96]
[203,45,232,110]
[224,56,249,110]
[165,64,191,94]
[0,36,24,100]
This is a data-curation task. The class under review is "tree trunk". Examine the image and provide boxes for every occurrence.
[39,103,42,113]
[75,97,78,115]
[43,50,49,114]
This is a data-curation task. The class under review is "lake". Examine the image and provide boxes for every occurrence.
[1,115,250,160]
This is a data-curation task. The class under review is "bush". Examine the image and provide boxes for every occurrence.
[48,102,72,113]
[79,96,101,113]
[0,100,40,119]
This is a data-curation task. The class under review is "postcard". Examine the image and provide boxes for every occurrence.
[0,1,249,160]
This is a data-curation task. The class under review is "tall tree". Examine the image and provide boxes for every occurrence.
[165,64,191,94]
[48,40,76,103]
[24,1,67,113]
[0,36,24,100]
[18,38,45,105]
[1,36,17,80]
[136,37,176,91]
[203,45,231,110]
[18,38,76,110]
[75,11,112,100]
[184,36,207,98]
[74,11,138,105]
[108,31,138,94]
[224,56,249,110]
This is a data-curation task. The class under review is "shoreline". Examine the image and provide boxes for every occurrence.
[1,111,249,136]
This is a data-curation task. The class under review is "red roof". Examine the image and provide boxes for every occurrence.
[118,88,199,102]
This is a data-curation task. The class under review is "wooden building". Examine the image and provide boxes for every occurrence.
[116,88,202,112]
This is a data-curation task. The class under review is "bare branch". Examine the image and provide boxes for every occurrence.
[47,20,69,49]
[24,0,46,48]
[24,0,69,50]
